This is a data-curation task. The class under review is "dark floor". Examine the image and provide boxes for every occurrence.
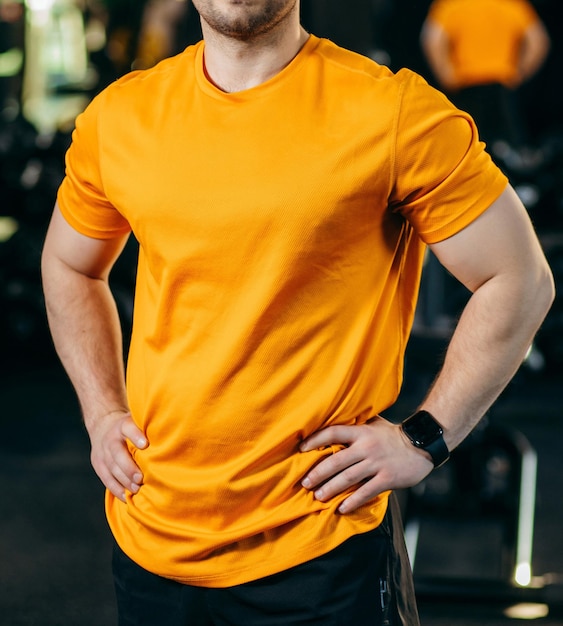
[1,351,562,626]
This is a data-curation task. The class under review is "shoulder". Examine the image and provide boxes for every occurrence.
[393,66,454,117]
[88,42,201,120]
[309,37,435,105]
[510,0,541,23]
[309,37,395,91]
[71,43,201,153]
[426,0,463,22]
[108,42,200,96]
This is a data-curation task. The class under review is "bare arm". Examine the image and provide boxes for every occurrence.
[419,184,554,446]
[513,21,550,86]
[420,20,458,91]
[41,203,147,502]
[301,185,554,512]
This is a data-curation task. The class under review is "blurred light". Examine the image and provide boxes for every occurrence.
[513,442,538,589]
[20,158,43,189]
[515,563,532,587]
[0,48,24,77]
[0,216,19,242]
[514,184,540,210]
[503,603,549,620]
[25,0,55,11]
[85,18,106,52]
[523,343,545,372]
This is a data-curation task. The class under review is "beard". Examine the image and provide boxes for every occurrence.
[192,0,298,40]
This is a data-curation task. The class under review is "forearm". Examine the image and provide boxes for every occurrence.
[43,257,129,428]
[420,268,554,449]
[42,208,146,500]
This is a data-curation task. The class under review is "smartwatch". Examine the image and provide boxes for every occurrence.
[401,410,450,468]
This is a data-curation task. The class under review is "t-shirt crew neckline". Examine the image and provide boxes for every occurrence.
[194,34,320,101]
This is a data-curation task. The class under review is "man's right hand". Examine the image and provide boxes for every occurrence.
[88,410,148,502]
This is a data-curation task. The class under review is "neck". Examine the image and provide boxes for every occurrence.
[200,16,309,93]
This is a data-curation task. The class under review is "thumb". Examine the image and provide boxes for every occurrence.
[121,415,148,449]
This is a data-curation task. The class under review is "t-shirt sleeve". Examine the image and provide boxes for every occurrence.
[389,69,508,244]
[57,89,131,240]
[427,0,539,31]
[425,0,451,28]
[518,0,542,28]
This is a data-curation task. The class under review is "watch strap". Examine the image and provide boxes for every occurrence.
[422,432,450,468]
[401,410,450,468]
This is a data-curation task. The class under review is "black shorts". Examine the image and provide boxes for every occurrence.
[112,493,420,626]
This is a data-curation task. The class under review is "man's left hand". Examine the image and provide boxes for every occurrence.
[300,417,433,514]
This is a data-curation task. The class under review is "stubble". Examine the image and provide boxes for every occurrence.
[192,0,298,41]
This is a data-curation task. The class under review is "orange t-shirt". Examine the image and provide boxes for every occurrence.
[427,0,540,87]
[57,35,507,586]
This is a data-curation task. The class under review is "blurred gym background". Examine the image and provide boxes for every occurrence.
[1,1,562,624]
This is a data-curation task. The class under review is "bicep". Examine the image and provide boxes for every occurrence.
[429,185,549,293]
[42,202,130,280]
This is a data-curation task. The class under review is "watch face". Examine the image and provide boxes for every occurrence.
[403,410,443,447]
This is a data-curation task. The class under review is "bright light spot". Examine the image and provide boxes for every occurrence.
[26,0,56,11]
[0,216,19,242]
[515,563,532,587]
[503,603,549,620]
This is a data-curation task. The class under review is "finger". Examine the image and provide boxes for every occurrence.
[94,463,129,503]
[338,477,390,514]
[110,460,142,494]
[95,445,142,497]
[121,417,148,449]
[301,446,361,490]
[91,435,142,483]
[108,439,144,485]
[307,459,372,502]
[300,425,356,452]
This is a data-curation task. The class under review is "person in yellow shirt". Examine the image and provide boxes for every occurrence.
[41,1,554,624]
[421,0,550,149]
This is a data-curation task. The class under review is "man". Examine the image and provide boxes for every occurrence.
[421,0,550,148]
[41,1,554,624]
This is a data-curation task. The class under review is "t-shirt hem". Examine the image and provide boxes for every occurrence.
[119,513,384,589]
[421,175,508,245]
